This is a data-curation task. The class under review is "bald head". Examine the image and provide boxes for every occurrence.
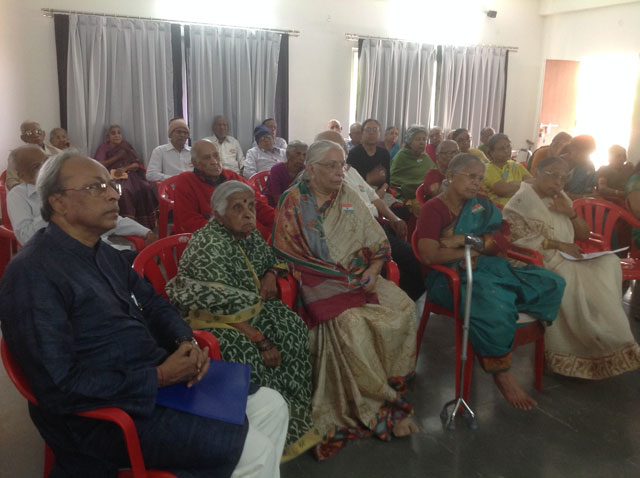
[315,130,348,154]
[20,121,45,146]
[12,145,47,184]
[191,139,222,179]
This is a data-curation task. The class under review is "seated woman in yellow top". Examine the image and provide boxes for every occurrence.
[452,128,489,163]
[482,133,533,207]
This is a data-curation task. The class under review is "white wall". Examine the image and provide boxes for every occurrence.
[1,0,546,170]
[539,1,640,158]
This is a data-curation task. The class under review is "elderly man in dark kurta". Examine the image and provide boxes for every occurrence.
[173,139,275,239]
[0,152,288,478]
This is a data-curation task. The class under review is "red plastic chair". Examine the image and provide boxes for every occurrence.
[157,176,179,238]
[411,231,546,400]
[132,233,296,308]
[132,234,192,299]
[573,197,640,280]
[1,331,224,477]
[0,225,19,279]
[415,183,427,206]
[248,171,270,193]
[0,170,11,229]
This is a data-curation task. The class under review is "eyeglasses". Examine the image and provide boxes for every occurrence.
[543,170,569,182]
[316,161,346,171]
[59,181,122,197]
[439,150,460,157]
[457,172,484,182]
[23,129,44,137]
[363,127,379,133]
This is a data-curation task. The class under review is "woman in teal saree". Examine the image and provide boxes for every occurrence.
[415,153,566,410]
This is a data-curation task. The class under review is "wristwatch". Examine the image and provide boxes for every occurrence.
[174,336,199,348]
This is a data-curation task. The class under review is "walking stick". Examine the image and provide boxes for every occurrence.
[440,235,482,430]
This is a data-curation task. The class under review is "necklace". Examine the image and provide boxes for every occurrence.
[440,194,463,218]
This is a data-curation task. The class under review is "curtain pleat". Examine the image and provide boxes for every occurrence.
[435,46,507,143]
[187,27,281,152]
[67,14,173,163]
[357,39,436,137]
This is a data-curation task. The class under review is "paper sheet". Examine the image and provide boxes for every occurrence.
[559,247,628,261]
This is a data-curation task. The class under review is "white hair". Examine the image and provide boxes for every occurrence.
[210,180,254,216]
[36,149,85,221]
[20,120,39,134]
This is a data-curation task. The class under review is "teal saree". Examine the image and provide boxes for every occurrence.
[424,196,565,371]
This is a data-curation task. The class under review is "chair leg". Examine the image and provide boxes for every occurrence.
[534,335,545,391]
[415,304,432,359]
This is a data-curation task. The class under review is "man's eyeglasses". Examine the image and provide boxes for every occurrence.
[59,181,122,197]
[23,129,44,137]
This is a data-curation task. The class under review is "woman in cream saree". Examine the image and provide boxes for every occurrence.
[503,156,640,379]
[273,140,417,459]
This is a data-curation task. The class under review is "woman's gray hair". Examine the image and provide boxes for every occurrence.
[404,125,427,146]
[210,180,254,216]
[286,140,308,153]
[301,139,345,181]
[436,139,458,155]
[487,133,510,153]
[446,153,485,179]
[36,149,84,221]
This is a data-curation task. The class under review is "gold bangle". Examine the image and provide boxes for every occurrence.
[542,238,549,249]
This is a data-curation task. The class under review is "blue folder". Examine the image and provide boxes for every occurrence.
[156,359,252,425]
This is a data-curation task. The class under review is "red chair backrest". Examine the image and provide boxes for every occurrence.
[415,183,426,206]
[1,338,38,404]
[157,176,179,238]
[0,170,11,229]
[132,234,192,298]
[573,197,640,253]
[0,225,19,279]
[248,171,270,193]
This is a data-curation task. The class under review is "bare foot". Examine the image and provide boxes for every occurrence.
[493,371,537,410]
[392,418,419,437]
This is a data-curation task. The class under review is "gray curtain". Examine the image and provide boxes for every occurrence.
[436,46,507,143]
[67,14,174,164]
[187,27,281,152]
[357,39,436,136]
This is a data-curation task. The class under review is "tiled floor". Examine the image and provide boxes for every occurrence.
[3,295,640,478]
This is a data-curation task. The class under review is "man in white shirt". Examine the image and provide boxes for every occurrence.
[204,115,245,173]
[251,119,287,150]
[244,126,286,179]
[5,120,62,190]
[7,145,156,247]
[146,119,193,181]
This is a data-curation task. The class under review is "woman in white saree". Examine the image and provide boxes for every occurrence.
[503,156,640,379]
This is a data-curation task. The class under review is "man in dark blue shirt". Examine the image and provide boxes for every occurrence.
[0,152,288,478]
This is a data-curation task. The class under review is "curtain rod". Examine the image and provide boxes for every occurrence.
[41,8,300,37]
[344,33,518,52]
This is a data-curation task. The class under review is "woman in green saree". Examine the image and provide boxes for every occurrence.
[273,140,418,460]
[415,153,566,410]
[166,181,317,462]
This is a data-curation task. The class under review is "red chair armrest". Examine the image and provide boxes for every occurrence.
[276,275,297,309]
[385,260,400,285]
[77,407,147,477]
[193,330,222,360]
[507,245,543,266]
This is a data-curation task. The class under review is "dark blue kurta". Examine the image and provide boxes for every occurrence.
[0,223,248,478]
